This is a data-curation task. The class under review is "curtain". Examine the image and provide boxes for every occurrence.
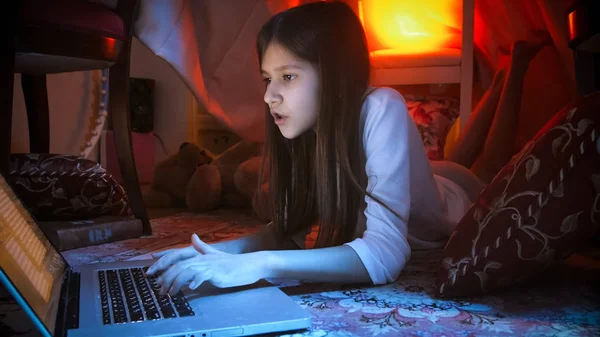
[473,0,577,151]
[134,0,577,150]
[134,0,272,143]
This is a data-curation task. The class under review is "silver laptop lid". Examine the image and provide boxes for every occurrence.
[0,174,67,337]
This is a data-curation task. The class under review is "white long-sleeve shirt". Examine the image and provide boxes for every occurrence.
[293,87,473,285]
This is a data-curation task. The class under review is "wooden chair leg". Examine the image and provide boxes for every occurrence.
[459,0,475,133]
[0,0,20,176]
[0,36,15,175]
[21,74,50,153]
[109,39,151,235]
[574,51,598,96]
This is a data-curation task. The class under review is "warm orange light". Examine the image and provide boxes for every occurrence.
[360,0,460,54]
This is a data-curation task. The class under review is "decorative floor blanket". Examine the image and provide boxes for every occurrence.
[1,210,598,336]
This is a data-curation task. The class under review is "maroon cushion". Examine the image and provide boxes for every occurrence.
[8,154,130,221]
[22,0,126,40]
[435,91,600,298]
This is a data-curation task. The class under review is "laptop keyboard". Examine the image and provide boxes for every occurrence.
[98,267,195,325]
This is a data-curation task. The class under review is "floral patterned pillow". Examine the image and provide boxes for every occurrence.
[8,154,129,221]
[435,91,600,298]
[404,95,460,161]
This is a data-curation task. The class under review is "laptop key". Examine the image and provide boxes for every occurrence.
[100,267,196,323]
[178,309,194,317]
[170,292,195,317]
[146,309,161,320]
[132,271,160,318]
[114,313,127,324]
[173,302,194,315]
[98,271,112,324]
[160,306,177,318]
[156,295,170,305]
[119,269,144,323]
[129,311,144,322]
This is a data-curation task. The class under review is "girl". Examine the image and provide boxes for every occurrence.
[146,1,550,296]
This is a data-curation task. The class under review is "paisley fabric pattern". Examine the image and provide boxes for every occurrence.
[436,92,600,298]
[1,210,598,337]
[8,153,129,221]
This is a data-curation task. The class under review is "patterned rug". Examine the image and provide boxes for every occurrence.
[1,210,599,337]
[61,209,266,267]
[274,250,600,337]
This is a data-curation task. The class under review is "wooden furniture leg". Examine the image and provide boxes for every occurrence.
[21,74,50,153]
[109,39,151,235]
[0,32,15,175]
[459,0,474,133]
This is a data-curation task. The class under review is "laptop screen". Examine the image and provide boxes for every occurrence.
[0,175,67,336]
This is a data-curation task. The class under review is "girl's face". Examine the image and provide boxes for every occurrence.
[261,43,320,139]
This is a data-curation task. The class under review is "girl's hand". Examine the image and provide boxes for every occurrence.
[150,234,269,295]
[146,245,200,276]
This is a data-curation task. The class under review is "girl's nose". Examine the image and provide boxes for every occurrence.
[264,83,282,107]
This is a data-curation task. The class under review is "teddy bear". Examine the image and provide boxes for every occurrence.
[143,141,271,216]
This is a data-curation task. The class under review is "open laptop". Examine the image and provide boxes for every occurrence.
[0,174,311,337]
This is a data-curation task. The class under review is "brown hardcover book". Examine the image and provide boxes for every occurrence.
[39,216,144,251]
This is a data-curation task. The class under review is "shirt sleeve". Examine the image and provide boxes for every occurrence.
[344,90,413,285]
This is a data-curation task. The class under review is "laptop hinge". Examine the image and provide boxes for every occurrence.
[55,269,80,337]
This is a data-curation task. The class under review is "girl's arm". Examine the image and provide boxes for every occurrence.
[148,236,373,294]
[258,245,371,283]
[210,225,300,254]
[149,225,300,271]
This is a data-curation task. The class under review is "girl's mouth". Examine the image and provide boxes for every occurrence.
[273,113,287,125]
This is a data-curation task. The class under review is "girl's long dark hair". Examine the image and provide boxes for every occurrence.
[257,1,401,247]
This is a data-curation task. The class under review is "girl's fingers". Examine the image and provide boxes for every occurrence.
[151,249,172,258]
[146,247,197,276]
[189,270,211,290]
[167,268,197,295]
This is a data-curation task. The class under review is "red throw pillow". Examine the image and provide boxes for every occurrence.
[435,91,600,298]
[8,154,130,221]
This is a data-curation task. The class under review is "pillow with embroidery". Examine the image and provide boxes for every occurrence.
[435,91,600,298]
[404,95,459,161]
[8,154,129,221]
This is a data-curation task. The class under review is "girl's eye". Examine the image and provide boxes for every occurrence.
[263,78,271,85]
[283,74,296,81]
